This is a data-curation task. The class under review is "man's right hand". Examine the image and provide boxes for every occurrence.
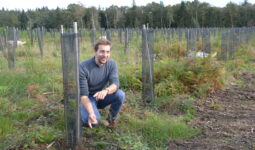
[93,89,108,101]
[88,113,97,128]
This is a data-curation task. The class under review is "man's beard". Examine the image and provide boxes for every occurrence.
[97,57,107,64]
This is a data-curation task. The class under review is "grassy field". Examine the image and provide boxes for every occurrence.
[0,29,254,149]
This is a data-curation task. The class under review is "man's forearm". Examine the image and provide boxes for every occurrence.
[105,84,118,94]
[81,96,94,115]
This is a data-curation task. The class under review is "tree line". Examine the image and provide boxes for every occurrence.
[0,0,254,30]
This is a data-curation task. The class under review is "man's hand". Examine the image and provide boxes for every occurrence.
[88,113,97,128]
[93,89,108,100]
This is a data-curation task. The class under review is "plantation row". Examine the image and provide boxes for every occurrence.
[1,26,255,101]
[1,27,255,66]
[0,26,255,149]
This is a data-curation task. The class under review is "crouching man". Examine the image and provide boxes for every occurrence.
[79,39,125,128]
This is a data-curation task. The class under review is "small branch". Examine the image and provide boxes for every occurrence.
[47,141,55,149]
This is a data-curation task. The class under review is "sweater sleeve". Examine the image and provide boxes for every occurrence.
[109,61,120,88]
[79,64,89,96]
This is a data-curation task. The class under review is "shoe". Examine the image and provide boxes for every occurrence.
[100,119,115,129]
[82,123,90,128]
[101,120,110,127]
[107,112,116,129]
[82,123,98,128]
[107,119,116,129]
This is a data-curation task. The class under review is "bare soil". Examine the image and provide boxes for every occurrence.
[168,72,255,150]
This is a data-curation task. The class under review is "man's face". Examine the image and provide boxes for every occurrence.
[95,45,111,65]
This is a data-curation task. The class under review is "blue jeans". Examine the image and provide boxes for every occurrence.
[80,89,125,125]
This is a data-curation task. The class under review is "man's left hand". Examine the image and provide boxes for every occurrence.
[93,89,108,100]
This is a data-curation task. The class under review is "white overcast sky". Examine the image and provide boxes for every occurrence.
[1,0,254,10]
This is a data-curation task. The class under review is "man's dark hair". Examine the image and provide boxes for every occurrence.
[94,39,112,51]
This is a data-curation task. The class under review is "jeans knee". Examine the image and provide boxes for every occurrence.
[81,115,101,126]
[80,105,101,125]
[116,89,125,104]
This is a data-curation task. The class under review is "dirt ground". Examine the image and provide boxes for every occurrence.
[169,72,255,150]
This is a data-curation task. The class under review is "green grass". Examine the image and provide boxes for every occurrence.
[0,72,30,99]
[18,98,36,108]
[0,29,254,149]
[124,111,199,149]
[81,111,199,150]
[0,117,13,138]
